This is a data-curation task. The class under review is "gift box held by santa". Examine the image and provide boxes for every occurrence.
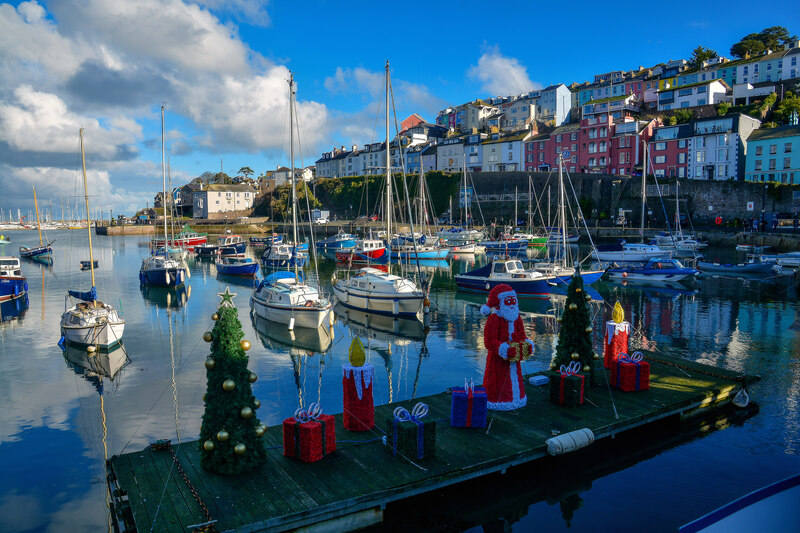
[481,284,534,411]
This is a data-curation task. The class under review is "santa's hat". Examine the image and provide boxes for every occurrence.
[481,283,514,317]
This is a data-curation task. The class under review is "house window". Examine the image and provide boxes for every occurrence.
[681,102,690,108]
[756,146,763,155]
[599,127,607,137]
[620,137,630,148]
[755,160,763,170]
[539,153,544,162]
[508,152,513,161]
[769,144,777,155]
[571,155,577,163]
[717,148,729,160]
[678,167,686,177]
[588,142,597,153]
[655,155,666,164]
[599,157,606,166]
[717,165,726,178]
[678,153,686,164]
[785,143,792,153]
[556,146,562,154]
[696,151,705,162]
[678,139,687,148]
[599,141,607,152]
[571,133,578,141]
[718,134,729,145]
[556,135,562,142]
[619,153,627,164]
[588,129,597,139]
[696,137,706,148]
[539,141,545,149]
[572,144,577,151]
[655,142,666,151]
[589,158,596,166]
[784,158,792,169]
[570,166,576,172]
[769,159,776,170]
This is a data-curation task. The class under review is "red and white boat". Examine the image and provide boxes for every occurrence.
[151,224,207,250]
[335,239,387,264]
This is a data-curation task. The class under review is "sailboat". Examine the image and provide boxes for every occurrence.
[441,155,485,252]
[332,62,427,318]
[60,129,125,348]
[139,106,190,287]
[19,186,54,261]
[652,181,706,255]
[250,73,332,331]
[512,178,548,247]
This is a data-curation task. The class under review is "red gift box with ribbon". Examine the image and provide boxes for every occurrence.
[282,403,336,463]
[611,352,650,392]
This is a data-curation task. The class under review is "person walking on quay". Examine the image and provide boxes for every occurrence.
[752,218,759,233]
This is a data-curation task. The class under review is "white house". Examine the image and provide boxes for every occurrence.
[657,79,729,111]
[481,131,528,172]
[193,184,256,218]
[686,114,760,181]
[437,135,467,172]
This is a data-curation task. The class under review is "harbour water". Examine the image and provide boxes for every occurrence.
[0,229,798,532]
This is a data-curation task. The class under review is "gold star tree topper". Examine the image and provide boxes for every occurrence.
[217,287,238,308]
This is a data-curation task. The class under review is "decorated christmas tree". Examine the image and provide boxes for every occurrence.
[198,287,266,475]
[551,272,599,385]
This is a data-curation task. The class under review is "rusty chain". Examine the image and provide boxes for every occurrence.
[150,440,216,532]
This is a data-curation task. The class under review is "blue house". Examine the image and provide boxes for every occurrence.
[744,125,800,183]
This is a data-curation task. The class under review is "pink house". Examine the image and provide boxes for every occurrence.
[579,115,614,173]
[648,123,692,178]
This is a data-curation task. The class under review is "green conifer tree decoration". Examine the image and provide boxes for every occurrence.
[199,288,266,475]
[551,272,598,386]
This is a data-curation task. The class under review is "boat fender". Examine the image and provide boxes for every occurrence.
[732,387,750,408]
[23,281,28,292]
[165,271,170,285]
[392,299,399,316]
[288,317,295,331]
[545,428,594,456]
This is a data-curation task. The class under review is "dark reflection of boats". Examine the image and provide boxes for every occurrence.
[1,293,29,323]
[334,302,427,342]
[62,342,130,385]
[252,313,332,354]
[140,284,191,308]
[22,255,54,268]
[216,273,259,288]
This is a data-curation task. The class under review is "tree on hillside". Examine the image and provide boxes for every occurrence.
[237,166,254,179]
[730,26,798,58]
[673,108,695,124]
[211,172,233,185]
[688,46,718,69]
[271,182,322,221]
[774,92,800,124]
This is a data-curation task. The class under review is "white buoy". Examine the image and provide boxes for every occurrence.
[288,316,295,331]
[392,299,399,316]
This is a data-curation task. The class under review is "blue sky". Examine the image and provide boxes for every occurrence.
[0,0,797,216]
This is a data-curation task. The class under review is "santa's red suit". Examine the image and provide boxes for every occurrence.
[481,284,534,411]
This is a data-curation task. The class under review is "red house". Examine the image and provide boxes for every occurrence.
[648,123,692,178]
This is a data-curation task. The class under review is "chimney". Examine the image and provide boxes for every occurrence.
[352,144,357,151]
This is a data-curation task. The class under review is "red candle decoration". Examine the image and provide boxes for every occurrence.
[342,338,375,431]
[604,301,630,369]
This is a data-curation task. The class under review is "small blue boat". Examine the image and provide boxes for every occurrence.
[218,234,247,255]
[1,292,28,322]
[261,244,308,269]
[606,258,699,283]
[216,256,259,276]
[19,241,54,260]
[0,256,27,302]
[390,246,449,260]
[456,258,602,297]
[317,232,356,250]
[480,238,528,253]
[250,234,283,246]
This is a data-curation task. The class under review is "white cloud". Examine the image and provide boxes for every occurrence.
[467,45,541,97]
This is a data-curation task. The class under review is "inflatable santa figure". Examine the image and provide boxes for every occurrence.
[481,284,534,411]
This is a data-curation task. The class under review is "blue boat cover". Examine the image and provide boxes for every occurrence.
[264,271,304,284]
[68,286,97,302]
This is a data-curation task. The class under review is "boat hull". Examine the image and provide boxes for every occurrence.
[331,282,423,317]
[151,236,207,249]
[251,296,331,329]
[61,321,125,348]
[216,262,259,276]
[455,269,604,296]
[390,248,449,260]
[606,271,697,282]
[0,276,28,302]
[139,267,187,287]
[593,250,672,262]
[194,245,219,256]
[317,238,356,249]
[697,261,776,274]
[19,246,52,259]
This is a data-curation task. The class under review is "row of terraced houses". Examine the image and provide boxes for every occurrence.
[316,42,800,184]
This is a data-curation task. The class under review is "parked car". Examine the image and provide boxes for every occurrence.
[315,217,329,224]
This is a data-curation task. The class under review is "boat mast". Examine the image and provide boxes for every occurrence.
[79,128,96,291]
[290,73,299,279]
[528,177,532,233]
[558,154,568,267]
[641,138,647,241]
[461,154,466,228]
[33,186,43,246]
[514,186,518,235]
[161,105,168,247]
[385,61,392,242]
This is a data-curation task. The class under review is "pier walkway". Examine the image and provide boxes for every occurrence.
[107,354,758,532]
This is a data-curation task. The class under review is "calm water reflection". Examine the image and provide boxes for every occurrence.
[0,229,798,532]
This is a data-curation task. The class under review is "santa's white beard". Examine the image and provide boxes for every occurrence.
[496,302,519,323]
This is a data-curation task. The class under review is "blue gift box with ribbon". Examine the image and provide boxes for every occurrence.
[450,379,488,428]
[385,403,436,460]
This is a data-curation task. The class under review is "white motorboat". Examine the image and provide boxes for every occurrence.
[61,129,125,348]
[593,241,672,263]
[332,267,425,318]
[251,272,332,330]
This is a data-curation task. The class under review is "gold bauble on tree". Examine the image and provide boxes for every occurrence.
[248,372,258,383]
[550,362,557,371]
[253,398,261,409]
[556,316,563,323]
[583,365,591,372]
[585,293,592,301]
[569,303,578,311]
[223,379,236,392]
[211,312,219,321]
[585,326,593,333]
[240,340,251,351]
[575,287,582,293]
[204,357,215,369]
[203,440,215,451]
[217,430,229,442]
[240,406,253,419]
[234,443,247,455]
[571,352,580,361]
[255,425,265,437]
[203,331,213,342]
[593,353,600,360]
